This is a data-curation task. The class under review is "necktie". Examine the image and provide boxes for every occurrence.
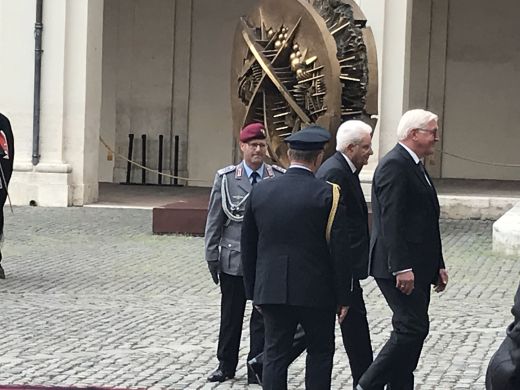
[418,161,431,186]
[251,171,260,185]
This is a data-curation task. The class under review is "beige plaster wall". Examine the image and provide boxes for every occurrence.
[0,0,36,161]
[187,0,257,186]
[101,0,178,185]
[441,0,520,180]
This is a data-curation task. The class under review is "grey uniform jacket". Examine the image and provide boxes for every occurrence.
[204,161,285,276]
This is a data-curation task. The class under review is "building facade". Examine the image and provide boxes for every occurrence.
[0,0,518,206]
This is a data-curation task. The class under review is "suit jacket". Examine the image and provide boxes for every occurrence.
[241,167,352,308]
[316,151,369,280]
[369,144,445,285]
[204,161,284,276]
[486,282,520,390]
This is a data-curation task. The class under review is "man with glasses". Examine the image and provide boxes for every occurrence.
[357,109,449,390]
[205,122,285,384]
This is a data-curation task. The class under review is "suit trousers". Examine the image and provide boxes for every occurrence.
[217,272,264,373]
[251,280,372,388]
[261,304,336,390]
[340,279,374,388]
[358,278,431,390]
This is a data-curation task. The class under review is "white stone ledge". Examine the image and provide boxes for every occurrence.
[439,195,519,220]
[14,161,73,173]
[493,201,520,255]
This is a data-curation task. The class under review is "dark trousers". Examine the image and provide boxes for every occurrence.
[340,279,374,388]
[262,304,336,390]
[0,186,7,263]
[217,272,264,374]
[358,278,431,390]
[254,280,373,389]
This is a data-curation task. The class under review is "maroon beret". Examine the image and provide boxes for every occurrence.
[240,123,267,143]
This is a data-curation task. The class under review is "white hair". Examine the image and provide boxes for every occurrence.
[336,120,372,152]
[396,109,438,141]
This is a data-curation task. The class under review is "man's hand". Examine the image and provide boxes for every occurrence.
[337,305,349,324]
[207,261,220,285]
[434,268,448,293]
[396,270,415,295]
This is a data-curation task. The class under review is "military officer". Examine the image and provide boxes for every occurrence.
[241,126,352,390]
[205,122,285,384]
[0,113,14,280]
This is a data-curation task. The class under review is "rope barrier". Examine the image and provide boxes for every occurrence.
[99,136,207,183]
[439,150,520,168]
[100,135,520,184]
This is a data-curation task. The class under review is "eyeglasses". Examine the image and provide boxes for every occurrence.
[416,128,438,136]
[248,142,267,149]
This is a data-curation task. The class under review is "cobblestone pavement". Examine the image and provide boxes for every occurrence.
[0,207,519,390]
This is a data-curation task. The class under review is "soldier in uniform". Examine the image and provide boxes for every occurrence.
[241,126,352,390]
[205,122,285,384]
[0,113,14,280]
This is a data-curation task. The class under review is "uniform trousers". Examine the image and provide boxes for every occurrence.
[256,279,373,388]
[261,304,336,390]
[0,183,7,263]
[358,278,431,390]
[217,272,264,374]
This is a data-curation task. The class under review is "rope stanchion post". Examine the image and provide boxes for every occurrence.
[141,134,147,184]
[158,134,164,185]
[174,135,180,186]
[125,133,134,184]
[100,135,207,184]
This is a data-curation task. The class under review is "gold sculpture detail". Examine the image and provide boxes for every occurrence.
[231,0,378,166]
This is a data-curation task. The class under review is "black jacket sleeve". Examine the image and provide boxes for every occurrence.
[240,191,258,301]
[328,193,352,306]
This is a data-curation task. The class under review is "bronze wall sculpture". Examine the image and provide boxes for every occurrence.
[231,0,378,167]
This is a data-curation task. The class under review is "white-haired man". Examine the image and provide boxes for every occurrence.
[316,120,374,389]
[357,109,448,390]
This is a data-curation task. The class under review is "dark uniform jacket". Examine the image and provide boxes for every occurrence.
[0,113,14,235]
[369,144,445,285]
[316,151,369,280]
[241,167,352,308]
[0,113,14,196]
[486,282,520,390]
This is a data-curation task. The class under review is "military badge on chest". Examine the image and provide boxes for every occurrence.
[220,166,251,223]
[0,130,9,160]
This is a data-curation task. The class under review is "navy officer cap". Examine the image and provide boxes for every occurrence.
[284,125,331,150]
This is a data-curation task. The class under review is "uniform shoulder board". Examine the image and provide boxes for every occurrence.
[217,165,236,176]
[271,164,286,173]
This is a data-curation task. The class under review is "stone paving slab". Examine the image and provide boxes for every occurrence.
[0,207,518,389]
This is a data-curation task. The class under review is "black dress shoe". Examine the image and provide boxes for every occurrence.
[247,357,263,385]
[207,367,235,382]
[0,264,5,279]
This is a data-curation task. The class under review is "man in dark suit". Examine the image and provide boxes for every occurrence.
[486,281,520,390]
[316,120,374,389]
[357,109,449,390]
[0,113,14,280]
[241,126,352,390]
